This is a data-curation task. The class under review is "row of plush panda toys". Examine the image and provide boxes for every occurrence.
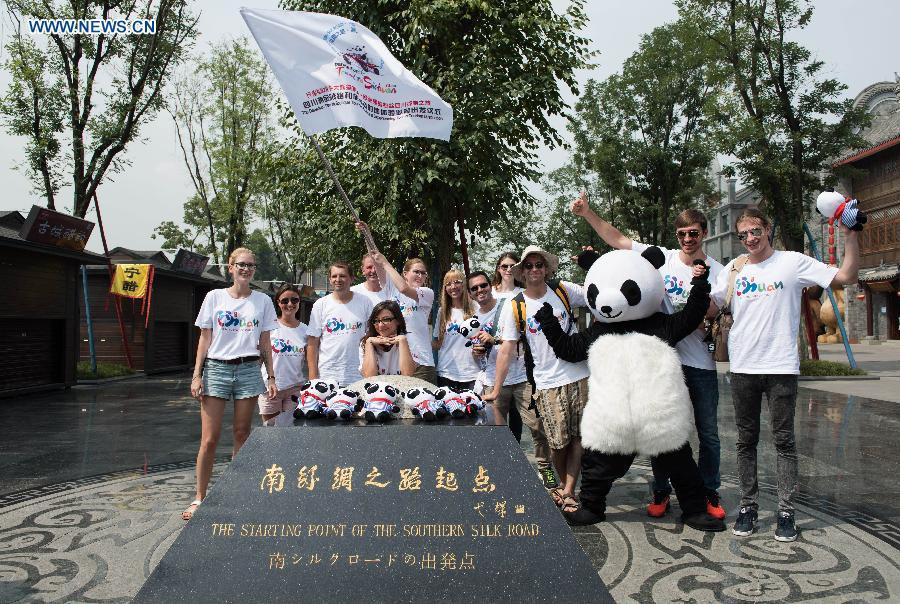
[291,379,485,423]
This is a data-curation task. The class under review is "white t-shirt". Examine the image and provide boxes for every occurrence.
[195,289,278,360]
[433,306,481,382]
[358,341,404,376]
[385,280,435,367]
[632,242,723,370]
[711,250,838,374]
[350,282,390,307]
[263,322,308,390]
[307,292,373,386]
[476,300,527,386]
[498,282,590,390]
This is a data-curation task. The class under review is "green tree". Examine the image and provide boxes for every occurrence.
[677,0,868,251]
[0,0,198,216]
[569,20,722,248]
[162,37,275,264]
[281,0,592,275]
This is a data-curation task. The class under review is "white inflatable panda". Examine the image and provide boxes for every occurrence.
[361,382,401,422]
[534,247,724,532]
[293,379,337,419]
[325,389,362,420]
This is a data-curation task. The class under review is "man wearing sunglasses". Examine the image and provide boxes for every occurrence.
[570,193,727,522]
[708,208,859,542]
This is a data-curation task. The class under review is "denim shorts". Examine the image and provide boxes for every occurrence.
[202,358,265,401]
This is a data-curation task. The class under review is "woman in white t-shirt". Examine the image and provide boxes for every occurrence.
[184,247,278,521]
[360,301,415,377]
[432,269,480,390]
[258,284,308,427]
[492,251,524,301]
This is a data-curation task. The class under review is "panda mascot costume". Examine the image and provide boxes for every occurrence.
[534,246,725,532]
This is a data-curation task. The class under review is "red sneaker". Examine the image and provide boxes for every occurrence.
[647,491,670,517]
[706,491,726,520]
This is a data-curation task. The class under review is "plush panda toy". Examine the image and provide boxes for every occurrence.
[325,389,362,420]
[430,387,469,418]
[361,382,401,422]
[534,247,724,532]
[457,317,482,347]
[293,379,337,419]
[816,189,866,231]
[404,387,447,421]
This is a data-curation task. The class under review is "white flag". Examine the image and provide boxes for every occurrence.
[241,8,453,141]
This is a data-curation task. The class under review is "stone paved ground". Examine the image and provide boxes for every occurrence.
[0,374,898,603]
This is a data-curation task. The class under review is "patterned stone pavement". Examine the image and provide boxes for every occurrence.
[0,375,898,602]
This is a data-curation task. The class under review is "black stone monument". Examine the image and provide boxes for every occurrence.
[136,424,611,602]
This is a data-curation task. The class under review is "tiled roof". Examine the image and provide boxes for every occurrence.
[834,110,900,165]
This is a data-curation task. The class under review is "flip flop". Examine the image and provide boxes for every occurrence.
[548,488,565,507]
[182,499,202,521]
[560,495,579,514]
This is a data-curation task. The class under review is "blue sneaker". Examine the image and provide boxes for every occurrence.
[732,506,758,536]
[774,511,798,542]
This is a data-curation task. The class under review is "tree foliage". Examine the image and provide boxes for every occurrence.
[161,37,274,264]
[0,0,198,216]
[677,0,868,251]
[568,20,722,249]
[280,0,592,276]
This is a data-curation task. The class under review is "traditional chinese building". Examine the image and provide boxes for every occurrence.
[79,248,318,373]
[834,77,900,341]
[0,209,107,397]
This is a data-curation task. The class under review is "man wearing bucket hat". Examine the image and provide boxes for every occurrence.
[484,246,590,516]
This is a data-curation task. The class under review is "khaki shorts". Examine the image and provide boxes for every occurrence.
[258,384,303,416]
[533,378,588,450]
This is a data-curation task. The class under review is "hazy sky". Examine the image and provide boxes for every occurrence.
[0,0,897,253]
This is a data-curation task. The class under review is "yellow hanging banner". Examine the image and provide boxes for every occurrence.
[110,264,152,298]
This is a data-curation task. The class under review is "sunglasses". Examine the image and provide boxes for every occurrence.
[372,317,396,325]
[233,262,257,270]
[675,229,702,240]
[737,227,764,241]
[278,297,300,305]
[469,282,490,293]
[523,262,545,270]
[499,263,516,270]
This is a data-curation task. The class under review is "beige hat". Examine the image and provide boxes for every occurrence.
[512,246,560,280]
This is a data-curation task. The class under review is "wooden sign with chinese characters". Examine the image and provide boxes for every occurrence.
[172,248,210,275]
[135,426,610,603]
[18,205,94,251]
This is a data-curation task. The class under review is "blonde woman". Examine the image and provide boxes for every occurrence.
[432,269,480,390]
[185,248,278,520]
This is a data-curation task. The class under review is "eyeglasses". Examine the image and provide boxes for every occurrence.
[737,227,764,241]
[278,297,300,305]
[410,269,428,276]
[445,280,464,287]
[499,263,516,270]
[469,282,490,293]
[675,229,702,240]
[372,317,396,325]
[523,262,545,270]
[233,262,257,270]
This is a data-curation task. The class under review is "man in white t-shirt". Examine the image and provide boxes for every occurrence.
[468,270,555,488]
[571,195,727,521]
[710,208,859,542]
[306,261,373,386]
[350,253,391,307]
[484,247,590,515]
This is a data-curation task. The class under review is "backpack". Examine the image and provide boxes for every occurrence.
[510,280,572,392]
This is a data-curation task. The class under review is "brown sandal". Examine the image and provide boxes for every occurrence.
[549,488,565,507]
[560,495,579,514]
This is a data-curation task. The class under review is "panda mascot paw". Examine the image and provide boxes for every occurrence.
[361,382,401,423]
[404,387,442,421]
[817,189,867,231]
[457,317,482,347]
[325,389,362,420]
[293,379,336,419]
[534,301,556,326]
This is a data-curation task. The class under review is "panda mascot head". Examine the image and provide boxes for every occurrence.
[404,387,444,421]
[293,379,337,419]
[581,247,665,324]
[575,246,695,458]
[325,388,362,420]
[457,316,482,347]
[361,382,401,423]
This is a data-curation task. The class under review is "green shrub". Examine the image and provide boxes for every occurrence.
[800,359,867,377]
[77,361,135,380]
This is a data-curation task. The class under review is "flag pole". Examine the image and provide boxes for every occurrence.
[308,133,378,253]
